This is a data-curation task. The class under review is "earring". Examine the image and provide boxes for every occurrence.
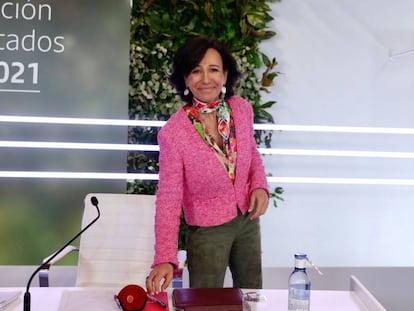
[221,85,226,99]
[183,88,189,96]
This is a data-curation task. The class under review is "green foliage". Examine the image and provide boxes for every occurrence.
[271,186,285,207]
[129,0,280,121]
[128,0,283,248]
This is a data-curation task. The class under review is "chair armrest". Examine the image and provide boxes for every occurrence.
[39,245,79,287]
[172,250,187,288]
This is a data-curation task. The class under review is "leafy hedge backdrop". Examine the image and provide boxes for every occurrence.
[128,0,283,249]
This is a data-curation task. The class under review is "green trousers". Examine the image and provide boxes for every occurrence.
[186,210,263,288]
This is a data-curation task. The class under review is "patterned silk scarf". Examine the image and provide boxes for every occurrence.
[191,97,230,140]
[185,97,237,182]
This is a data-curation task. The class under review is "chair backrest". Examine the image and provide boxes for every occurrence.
[76,193,156,287]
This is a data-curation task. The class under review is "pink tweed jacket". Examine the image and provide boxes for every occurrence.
[153,95,269,267]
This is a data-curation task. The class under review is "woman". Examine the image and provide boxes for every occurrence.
[146,35,269,294]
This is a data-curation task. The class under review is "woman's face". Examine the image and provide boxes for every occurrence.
[184,48,228,103]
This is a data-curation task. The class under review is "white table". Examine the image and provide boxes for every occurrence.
[0,276,385,311]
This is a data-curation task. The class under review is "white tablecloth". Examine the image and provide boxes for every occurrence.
[0,287,369,311]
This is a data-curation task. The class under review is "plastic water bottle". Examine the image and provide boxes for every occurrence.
[288,253,311,311]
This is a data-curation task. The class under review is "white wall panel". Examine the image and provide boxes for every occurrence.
[260,0,414,266]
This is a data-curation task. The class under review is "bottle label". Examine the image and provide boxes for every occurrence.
[288,298,310,311]
[288,287,310,311]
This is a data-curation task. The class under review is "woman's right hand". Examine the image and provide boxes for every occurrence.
[145,262,174,295]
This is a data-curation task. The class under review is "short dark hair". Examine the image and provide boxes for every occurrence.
[169,35,241,104]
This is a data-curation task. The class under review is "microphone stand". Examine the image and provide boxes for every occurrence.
[23,196,101,311]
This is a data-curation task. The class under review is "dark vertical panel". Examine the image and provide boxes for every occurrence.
[0,0,130,264]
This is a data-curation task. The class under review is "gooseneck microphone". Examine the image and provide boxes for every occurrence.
[23,196,101,311]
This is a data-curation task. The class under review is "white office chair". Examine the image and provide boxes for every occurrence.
[39,193,183,288]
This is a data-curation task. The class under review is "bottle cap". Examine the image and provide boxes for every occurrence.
[294,253,307,260]
[294,253,307,268]
[293,253,324,275]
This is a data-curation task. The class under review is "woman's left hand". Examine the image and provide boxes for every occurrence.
[248,188,269,219]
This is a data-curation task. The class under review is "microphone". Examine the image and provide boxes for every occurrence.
[23,196,101,311]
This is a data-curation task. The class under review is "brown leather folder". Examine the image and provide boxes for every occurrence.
[172,287,243,311]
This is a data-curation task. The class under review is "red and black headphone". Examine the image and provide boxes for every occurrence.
[114,284,148,311]
[114,284,167,311]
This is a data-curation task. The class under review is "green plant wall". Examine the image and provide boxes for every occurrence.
[128,0,283,248]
